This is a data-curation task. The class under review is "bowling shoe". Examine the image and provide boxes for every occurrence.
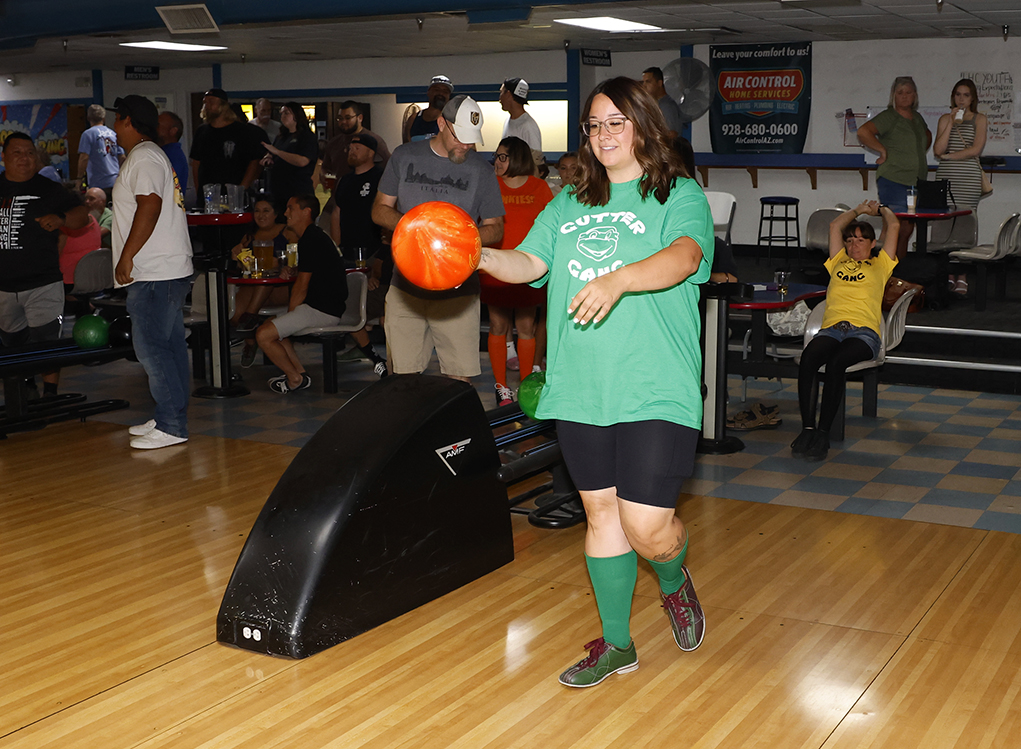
[128,419,157,436]
[495,383,514,407]
[661,566,705,652]
[130,428,187,450]
[268,373,312,394]
[558,638,639,688]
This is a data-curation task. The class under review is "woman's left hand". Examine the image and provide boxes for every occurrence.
[568,271,628,326]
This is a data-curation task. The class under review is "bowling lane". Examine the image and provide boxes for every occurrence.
[0,421,298,737]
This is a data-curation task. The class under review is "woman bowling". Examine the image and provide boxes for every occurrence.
[792,201,898,462]
[477,77,713,688]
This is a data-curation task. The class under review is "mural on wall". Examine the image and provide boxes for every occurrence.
[0,103,69,178]
[709,42,812,155]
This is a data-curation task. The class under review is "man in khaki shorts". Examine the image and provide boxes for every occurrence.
[372,95,504,381]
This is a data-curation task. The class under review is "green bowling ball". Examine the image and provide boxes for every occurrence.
[518,371,546,420]
[72,313,110,349]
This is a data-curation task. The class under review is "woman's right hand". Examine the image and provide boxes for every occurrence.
[875,149,887,165]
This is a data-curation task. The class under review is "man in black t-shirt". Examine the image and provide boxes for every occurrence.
[188,88,261,196]
[329,133,388,377]
[255,193,348,394]
[0,132,89,393]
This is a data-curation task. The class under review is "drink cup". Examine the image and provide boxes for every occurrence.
[955,109,965,123]
[774,270,790,296]
[203,184,221,214]
[906,187,917,213]
[355,246,368,269]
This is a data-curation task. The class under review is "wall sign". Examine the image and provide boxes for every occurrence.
[125,65,160,81]
[580,49,611,67]
[709,42,812,154]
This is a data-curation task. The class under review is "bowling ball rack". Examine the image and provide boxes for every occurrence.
[0,339,133,438]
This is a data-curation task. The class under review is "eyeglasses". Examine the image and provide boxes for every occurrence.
[494,153,509,162]
[580,117,630,136]
[338,115,358,121]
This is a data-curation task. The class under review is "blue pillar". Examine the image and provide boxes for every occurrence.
[566,49,580,152]
[212,64,222,89]
[91,69,103,105]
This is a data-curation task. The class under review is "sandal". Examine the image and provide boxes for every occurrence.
[727,402,782,431]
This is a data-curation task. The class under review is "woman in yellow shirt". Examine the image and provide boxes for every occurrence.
[793,200,899,461]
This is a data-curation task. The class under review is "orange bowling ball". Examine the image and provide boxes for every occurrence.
[391,201,481,291]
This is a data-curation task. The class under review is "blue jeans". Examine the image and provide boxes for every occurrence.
[126,278,192,438]
[876,176,910,211]
[815,321,882,358]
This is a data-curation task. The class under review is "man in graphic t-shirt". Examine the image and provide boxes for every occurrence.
[0,131,88,395]
[188,88,261,196]
[373,95,504,382]
[255,193,348,394]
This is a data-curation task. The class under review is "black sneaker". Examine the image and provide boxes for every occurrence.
[805,430,830,462]
[791,428,815,455]
[240,344,257,368]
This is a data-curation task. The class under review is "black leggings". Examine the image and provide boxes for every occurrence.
[798,335,874,431]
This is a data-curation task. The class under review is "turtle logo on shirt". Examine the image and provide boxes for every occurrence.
[576,226,619,262]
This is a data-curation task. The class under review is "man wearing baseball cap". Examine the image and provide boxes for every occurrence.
[500,77,543,161]
[372,94,504,383]
[110,95,194,449]
[188,87,262,197]
[402,75,454,144]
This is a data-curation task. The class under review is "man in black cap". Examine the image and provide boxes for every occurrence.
[110,95,194,450]
[330,132,389,377]
[188,87,261,197]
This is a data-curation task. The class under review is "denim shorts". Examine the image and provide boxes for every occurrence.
[816,321,882,358]
[876,177,910,210]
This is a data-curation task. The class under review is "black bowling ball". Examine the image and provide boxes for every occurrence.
[108,316,133,347]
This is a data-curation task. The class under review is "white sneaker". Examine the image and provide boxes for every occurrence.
[130,428,188,450]
[532,365,542,374]
[128,419,157,436]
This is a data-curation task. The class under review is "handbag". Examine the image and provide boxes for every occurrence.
[916,179,952,210]
[981,170,994,196]
[882,277,925,313]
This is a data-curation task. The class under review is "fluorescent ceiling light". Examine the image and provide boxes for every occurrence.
[554,17,663,33]
[119,41,227,52]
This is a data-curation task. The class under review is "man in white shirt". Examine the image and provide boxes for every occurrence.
[110,95,194,450]
[500,78,543,167]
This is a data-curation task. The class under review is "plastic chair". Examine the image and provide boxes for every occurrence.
[292,272,369,393]
[704,191,737,248]
[949,213,1020,311]
[925,212,978,253]
[804,208,843,254]
[68,248,113,296]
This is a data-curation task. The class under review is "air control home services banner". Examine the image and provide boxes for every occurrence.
[0,103,70,178]
[709,43,811,154]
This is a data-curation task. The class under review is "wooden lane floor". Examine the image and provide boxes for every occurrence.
[2,423,1021,747]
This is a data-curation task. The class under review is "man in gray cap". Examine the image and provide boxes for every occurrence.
[402,75,454,144]
[373,94,504,383]
[110,95,194,450]
[500,77,543,161]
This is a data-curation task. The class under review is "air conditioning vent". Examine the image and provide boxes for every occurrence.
[156,4,220,34]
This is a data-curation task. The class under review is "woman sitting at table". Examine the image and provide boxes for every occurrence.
[229,196,298,367]
[792,200,898,462]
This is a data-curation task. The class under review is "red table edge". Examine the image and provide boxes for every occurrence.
[893,209,972,219]
[730,287,826,311]
[186,212,253,226]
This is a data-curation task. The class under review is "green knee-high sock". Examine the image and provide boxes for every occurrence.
[586,551,638,650]
[644,536,688,596]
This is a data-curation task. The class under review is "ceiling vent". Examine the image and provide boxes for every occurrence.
[156,4,220,34]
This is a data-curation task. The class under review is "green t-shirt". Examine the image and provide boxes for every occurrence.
[871,108,929,186]
[517,177,713,429]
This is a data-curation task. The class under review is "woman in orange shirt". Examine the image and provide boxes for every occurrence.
[483,136,553,406]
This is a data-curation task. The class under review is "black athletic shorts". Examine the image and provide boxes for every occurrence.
[556,420,699,509]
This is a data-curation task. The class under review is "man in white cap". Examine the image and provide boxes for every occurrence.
[373,94,504,382]
[500,77,543,162]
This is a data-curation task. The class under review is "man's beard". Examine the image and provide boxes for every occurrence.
[430,95,448,110]
[448,150,468,165]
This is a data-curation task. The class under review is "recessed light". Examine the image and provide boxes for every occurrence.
[119,41,227,52]
[554,17,663,33]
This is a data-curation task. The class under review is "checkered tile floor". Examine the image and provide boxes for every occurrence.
[48,345,1021,533]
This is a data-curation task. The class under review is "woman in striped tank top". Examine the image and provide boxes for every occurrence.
[934,78,988,295]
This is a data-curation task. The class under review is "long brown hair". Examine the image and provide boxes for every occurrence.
[950,78,979,113]
[572,77,689,208]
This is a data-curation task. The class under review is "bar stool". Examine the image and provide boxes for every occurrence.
[757,196,801,265]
